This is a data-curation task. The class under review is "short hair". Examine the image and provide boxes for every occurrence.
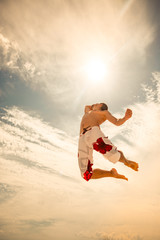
[100,103,108,111]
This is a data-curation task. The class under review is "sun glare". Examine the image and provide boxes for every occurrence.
[84,58,108,83]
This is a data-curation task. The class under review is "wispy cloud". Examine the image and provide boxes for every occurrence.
[0,183,19,204]
[20,218,57,229]
[0,33,45,92]
[77,230,143,240]
[0,33,20,70]
[0,106,78,180]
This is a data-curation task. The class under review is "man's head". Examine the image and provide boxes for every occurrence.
[91,103,108,111]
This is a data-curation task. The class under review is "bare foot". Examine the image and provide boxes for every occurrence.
[125,160,139,171]
[111,168,128,181]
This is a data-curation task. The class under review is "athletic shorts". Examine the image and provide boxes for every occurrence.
[78,126,121,181]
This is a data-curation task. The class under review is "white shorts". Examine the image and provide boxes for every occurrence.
[78,126,121,181]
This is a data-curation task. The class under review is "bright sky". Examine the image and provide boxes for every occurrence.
[0,0,160,240]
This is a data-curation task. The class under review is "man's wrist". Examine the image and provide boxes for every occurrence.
[124,116,128,121]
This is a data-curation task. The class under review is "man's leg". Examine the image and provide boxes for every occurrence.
[118,150,139,171]
[91,168,128,181]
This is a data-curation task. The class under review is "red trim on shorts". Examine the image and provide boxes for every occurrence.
[93,137,112,154]
[83,160,93,181]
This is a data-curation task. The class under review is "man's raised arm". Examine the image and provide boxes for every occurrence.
[105,109,132,126]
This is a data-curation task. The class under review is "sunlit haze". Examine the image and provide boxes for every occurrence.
[84,58,108,83]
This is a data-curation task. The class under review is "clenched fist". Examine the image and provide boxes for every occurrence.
[125,108,132,120]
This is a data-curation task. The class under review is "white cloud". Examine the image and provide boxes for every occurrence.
[0,33,20,69]
[0,32,45,92]
[0,106,78,179]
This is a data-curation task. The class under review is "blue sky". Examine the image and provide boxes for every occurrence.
[0,0,160,240]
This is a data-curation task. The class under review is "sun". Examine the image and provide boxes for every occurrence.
[84,58,108,83]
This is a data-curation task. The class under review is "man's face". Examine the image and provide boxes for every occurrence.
[92,103,103,111]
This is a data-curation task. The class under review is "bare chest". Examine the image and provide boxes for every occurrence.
[80,112,106,134]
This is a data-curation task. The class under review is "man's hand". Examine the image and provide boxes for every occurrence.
[125,109,132,120]
[84,105,92,113]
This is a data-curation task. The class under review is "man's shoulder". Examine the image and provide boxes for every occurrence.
[91,110,108,120]
[93,110,108,115]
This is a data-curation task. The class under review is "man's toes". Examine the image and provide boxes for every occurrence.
[120,175,128,181]
[134,163,139,171]
[130,162,139,171]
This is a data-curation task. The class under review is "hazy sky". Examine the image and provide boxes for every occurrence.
[0,0,160,240]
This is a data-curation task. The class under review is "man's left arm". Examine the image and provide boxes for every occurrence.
[104,109,132,126]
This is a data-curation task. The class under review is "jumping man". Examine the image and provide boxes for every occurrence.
[78,103,139,181]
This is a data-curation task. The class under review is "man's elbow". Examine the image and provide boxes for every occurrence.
[115,119,123,126]
[115,122,121,126]
[115,118,126,126]
[113,121,119,126]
